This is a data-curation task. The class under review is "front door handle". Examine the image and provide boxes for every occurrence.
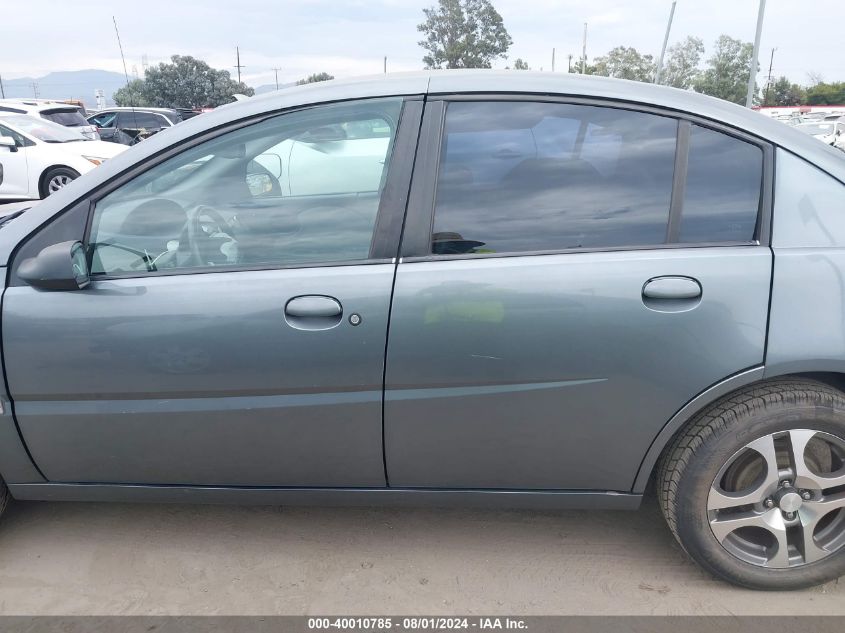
[284,295,343,330]
[642,277,702,300]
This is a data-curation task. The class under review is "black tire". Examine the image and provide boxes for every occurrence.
[0,479,8,520]
[657,378,845,590]
[39,166,80,198]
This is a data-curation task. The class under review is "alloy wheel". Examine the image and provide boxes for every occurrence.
[47,174,73,194]
[708,429,845,568]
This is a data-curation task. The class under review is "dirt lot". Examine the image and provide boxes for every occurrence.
[0,495,840,615]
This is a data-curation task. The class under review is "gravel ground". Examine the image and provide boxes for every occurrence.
[0,495,841,615]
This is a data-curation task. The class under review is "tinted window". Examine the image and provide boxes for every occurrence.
[117,111,167,129]
[431,101,677,254]
[41,108,88,127]
[89,112,117,128]
[679,125,762,243]
[88,98,402,275]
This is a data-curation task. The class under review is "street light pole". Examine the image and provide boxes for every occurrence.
[654,0,677,84]
[746,0,766,108]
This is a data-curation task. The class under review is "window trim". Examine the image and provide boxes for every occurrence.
[77,96,422,281]
[400,94,773,261]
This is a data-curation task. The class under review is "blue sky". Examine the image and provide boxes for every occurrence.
[5,0,843,87]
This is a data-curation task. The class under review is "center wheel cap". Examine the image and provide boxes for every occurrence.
[777,491,803,513]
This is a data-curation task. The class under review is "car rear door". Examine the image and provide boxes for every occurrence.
[3,97,421,486]
[384,98,773,491]
[0,124,31,197]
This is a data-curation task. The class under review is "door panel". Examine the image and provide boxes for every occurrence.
[4,265,392,485]
[384,247,771,490]
[0,144,29,197]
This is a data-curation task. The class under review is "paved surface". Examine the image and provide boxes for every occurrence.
[0,496,841,615]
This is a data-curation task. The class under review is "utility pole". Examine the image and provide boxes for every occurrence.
[234,46,244,84]
[551,48,555,72]
[31,82,39,98]
[581,23,588,73]
[763,47,776,104]
[0,74,5,99]
[568,54,573,73]
[746,0,766,108]
[654,0,677,84]
[384,56,387,74]
[272,67,281,90]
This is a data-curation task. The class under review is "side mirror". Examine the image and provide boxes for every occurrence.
[0,136,17,153]
[18,241,90,291]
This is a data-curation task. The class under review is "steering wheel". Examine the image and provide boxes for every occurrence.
[184,204,236,267]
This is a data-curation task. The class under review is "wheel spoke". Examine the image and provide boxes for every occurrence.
[789,430,845,491]
[709,434,780,510]
[797,492,845,563]
[710,508,790,568]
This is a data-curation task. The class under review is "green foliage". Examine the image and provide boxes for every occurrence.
[296,72,335,85]
[113,79,151,107]
[693,35,755,105]
[113,55,254,109]
[762,76,807,107]
[418,0,512,69]
[512,58,529,70]
[590,46,655,82]
[805,82,845,106]
[661,36,704,89]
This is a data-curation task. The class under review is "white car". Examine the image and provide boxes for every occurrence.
[795,121,845,151]
[0,99,100,140]
[0,114,126,200]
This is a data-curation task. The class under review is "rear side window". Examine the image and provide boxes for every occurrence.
[41,109,88,127]
[679,125,763,243]
[117,112,167,129]
[430,101,678,255]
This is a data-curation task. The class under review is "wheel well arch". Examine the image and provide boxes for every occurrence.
[632,369,845,494]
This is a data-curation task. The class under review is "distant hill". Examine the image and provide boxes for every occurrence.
[1,70,129,108]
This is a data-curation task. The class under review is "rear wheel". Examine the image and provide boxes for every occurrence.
[658,379,845,589]
[40,167,80,198]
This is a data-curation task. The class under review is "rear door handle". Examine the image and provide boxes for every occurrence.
[642,277,702,300]
[285,295,342,318]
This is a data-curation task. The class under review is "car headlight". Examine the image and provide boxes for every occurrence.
[83,156,107,166]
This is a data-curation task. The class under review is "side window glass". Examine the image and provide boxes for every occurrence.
[91,113,117,128]
[679,125,763,243]
[431,101,677,254]
[88,98,403,275]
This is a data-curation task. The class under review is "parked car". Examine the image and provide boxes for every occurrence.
[87,107,182,145]
[0,114,126,199]
[795,121,845,151]
[1,72,845,591]
[0,99,99,140]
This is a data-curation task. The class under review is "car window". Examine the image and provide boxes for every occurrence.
[431,101,677,255]
[41,108,88,127]
[116,111,165,129]
[678,125,763,243]
[0,124,27,147]
[90,112,117,128]
[88,98,403,276]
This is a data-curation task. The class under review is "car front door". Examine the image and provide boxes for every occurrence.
[384,99,773,491]
[3,97,420,486]
[0,124,31,197]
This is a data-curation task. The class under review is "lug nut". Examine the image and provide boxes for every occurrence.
[765,498,775,508]
[801,491,812,501]
[786,512,796,520]
[781,481,792,488]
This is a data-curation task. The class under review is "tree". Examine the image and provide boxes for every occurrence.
[512,58,529,70]
[113,79,152,107]
[661,36,704,89]
[693,35,755,104]
[762,76,806,107]
[590,46,655,82]
[123,55,254,109]
[805,81,845,105]
[418,0,512,69]
[296,72,335,85]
